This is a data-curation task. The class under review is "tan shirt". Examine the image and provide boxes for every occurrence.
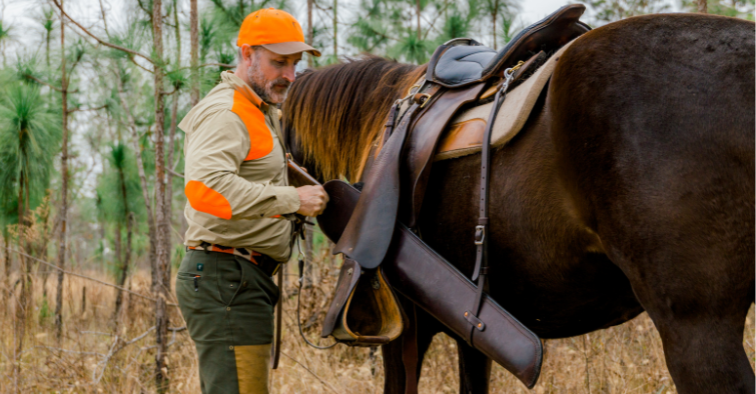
[179,71,300,262]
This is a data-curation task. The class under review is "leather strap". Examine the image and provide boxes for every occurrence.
[383,101,401,142]
[402,304,419,394]
[466,70,515,346]
[271,268,283,368]
[296,258,338,350]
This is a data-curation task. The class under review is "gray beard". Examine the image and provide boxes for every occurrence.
[250,81,272,104]
[247,62,276,104]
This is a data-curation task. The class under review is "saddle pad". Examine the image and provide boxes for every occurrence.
[434,39,577,162]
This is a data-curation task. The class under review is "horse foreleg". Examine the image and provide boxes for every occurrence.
[456,339,492,394]
[381,299,438,394]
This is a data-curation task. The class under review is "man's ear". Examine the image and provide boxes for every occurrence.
[241,44,255,63]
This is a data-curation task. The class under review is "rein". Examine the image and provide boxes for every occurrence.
[295,240,338,350]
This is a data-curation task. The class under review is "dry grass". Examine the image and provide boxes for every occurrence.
[0,248,753,394]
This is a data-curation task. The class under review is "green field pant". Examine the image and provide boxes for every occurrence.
[176,249,280,394]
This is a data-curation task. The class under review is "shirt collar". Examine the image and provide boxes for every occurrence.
[221,71,269,111]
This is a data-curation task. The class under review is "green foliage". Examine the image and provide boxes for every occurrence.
[206,0,293,57]
[499,11,519,45]
[389,33,432,64]
[39,295,51,324]
[173,243,185,269]
[199,15,217,63]
[0,81,60,221]
[41,8,55,34]
[0,20,14,44]
[580,0,670,24]
[680,0,755,19]
[96,143,145,223]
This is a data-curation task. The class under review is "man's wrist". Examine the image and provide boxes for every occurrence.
[273,186,301,214]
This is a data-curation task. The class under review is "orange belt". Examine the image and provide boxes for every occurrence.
[187,242,281,276]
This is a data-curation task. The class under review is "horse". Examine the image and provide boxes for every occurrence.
[282,13,755,394]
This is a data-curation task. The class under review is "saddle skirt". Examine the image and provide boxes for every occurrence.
[433,39,578,162]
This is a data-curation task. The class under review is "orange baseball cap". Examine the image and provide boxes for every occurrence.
[237,8,321,57]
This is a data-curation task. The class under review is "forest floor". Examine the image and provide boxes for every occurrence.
[0,245,753,393]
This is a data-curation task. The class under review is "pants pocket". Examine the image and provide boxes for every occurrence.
[233,257,280,308]
[217,257,244,306]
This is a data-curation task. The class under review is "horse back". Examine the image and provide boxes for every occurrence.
[548,14,755,301]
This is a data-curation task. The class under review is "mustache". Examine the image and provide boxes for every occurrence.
[270,78,291,89]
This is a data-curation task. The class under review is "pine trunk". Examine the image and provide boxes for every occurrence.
[117,79,158,292]
[698,0,708,13]
[16,173,26,359]
[190,0,199,106]
[114,221,122,274]
[113,162,131,323]
[55,0,68,342]
[113,215,132,324]
[492,1,498,50]
[416,0,421,40]
[3,234,9,317]
[333,0,338,59]
[308,0,313,68]
[165,0,181,278]
[152,0,170,391]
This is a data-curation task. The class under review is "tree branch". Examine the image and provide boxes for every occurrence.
[281,351,342,394]
[23,74,64,92]
[68,104,107,114]
[166,167,184,178]
[52,0,154,64]
[12,249,176,306]
[176,62,235,72]
[209,0,241,24]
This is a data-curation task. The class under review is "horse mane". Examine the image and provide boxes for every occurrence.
[283,56,426,181]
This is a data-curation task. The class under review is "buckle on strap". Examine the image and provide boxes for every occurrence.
[474,225,486,245]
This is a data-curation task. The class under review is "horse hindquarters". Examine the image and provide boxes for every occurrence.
[549,15,755,393]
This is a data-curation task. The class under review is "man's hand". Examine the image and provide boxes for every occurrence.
[296,185,329,217]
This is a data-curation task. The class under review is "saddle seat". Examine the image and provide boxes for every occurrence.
[427,4,590,88]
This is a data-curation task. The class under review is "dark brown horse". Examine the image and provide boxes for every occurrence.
[283,14,755,394]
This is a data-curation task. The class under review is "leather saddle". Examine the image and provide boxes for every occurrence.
[426,4,590,88]
[318,3,591,387]
[335,5,591,269]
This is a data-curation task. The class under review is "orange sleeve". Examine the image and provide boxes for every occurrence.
[185,180,233,220]
[182,110,301,221]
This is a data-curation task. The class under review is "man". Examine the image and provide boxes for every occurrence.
[175,8,327,394]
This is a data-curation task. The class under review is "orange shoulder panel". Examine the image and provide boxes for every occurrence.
[185,180,233,219]
[231,90,274,161]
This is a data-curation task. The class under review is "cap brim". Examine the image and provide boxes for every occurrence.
[262,42,321,57]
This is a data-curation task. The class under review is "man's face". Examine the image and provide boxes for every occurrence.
[244,46,301,105]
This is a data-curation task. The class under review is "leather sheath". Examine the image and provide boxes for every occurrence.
[317,180,543,388]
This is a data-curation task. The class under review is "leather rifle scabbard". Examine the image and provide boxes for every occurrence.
[317,180,543,388]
